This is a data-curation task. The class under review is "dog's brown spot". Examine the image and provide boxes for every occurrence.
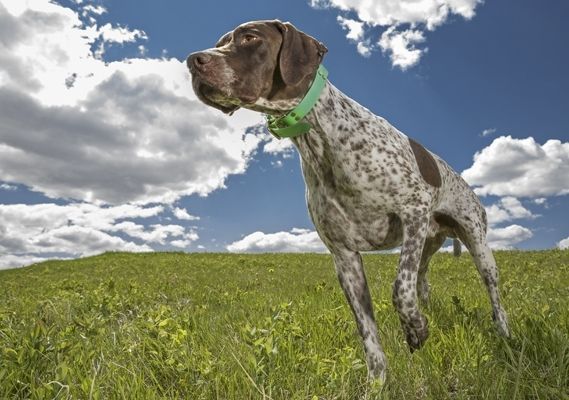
[408,138,441,187]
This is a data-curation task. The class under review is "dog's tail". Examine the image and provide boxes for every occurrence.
[453,238,462,257]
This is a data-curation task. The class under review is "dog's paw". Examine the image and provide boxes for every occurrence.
[493,308,511,338]
[366,352,387,382]
[404,315,429,352]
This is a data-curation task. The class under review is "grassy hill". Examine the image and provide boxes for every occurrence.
[1,251,568,399]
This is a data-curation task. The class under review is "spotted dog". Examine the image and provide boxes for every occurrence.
[187,20,510,381]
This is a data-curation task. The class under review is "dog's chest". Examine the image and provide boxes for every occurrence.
[302,161,404,251]
[296,88,420,209]
[289,83,434,250]
[295,126,412,249]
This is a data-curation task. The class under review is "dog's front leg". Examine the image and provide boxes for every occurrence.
[393,213,430,352]
[332,249,387,381]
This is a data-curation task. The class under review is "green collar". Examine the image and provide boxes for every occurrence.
[266,65,328,139]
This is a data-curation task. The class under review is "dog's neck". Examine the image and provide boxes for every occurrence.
[290,82,370,169]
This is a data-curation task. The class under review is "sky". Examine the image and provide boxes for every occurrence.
[0,0,568,269]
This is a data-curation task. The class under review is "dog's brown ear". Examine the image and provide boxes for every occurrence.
[275,21,327,87]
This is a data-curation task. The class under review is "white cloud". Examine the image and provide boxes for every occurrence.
[261,124,296,158]
[498,197,535,219]
[336,16,374,57]
[481,128,497,137]
[0,183,17,191]
[97,22,146,44]
[486,224,533,249]
[439,243,464,253]
[172,207,200,221]
[0,254,59,270]
[0,0,264,205]
[227,229,328,253]
[263,136,295,156]
[337,16,365,41]
[0,202,200,269]
[356,41,373,57]
[461,136,569,198]
[485,197,535,226]
[107,221,197,245]
[291,227,312,234]
[170,239,196,248]
[1,0,255,267]
[379,27,426,70]
[558,237,569,250]
[82,4,106,16]
[439,224,533,251]
[229,224,533,253]
[480,197,535,249]
[34,224,151,253]
[310,0,482,69]
[311,0,480,28]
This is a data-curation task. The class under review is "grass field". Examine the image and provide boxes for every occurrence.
[1,251,568,399]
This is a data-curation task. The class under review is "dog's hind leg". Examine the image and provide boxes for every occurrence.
[461,233,511,337]
[417,232,447,304]
[393,211,430,352]
[332,249,387,381]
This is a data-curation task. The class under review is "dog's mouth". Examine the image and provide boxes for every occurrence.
[191,76,240,115]
[190,66,263,114]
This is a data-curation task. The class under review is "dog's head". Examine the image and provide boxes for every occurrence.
[187,20,327,115]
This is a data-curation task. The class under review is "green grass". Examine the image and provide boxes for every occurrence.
[1,251,568,399]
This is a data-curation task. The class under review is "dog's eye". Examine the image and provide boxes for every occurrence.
[241,34,259,44]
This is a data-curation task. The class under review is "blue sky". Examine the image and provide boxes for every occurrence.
[0,0,567,268]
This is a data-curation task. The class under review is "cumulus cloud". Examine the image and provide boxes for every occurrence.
[263,136,295,156]
[107,221,197,245]
[379,27,426,70]
[480,197,535,249]
[558,237,569,250]
[172,207,200,221]
[337,16,364,41]
[440,224,533,251]
[356,42,373,57]
[485,197,535,226]
[97,22,147,44]
[82,5,106,16]
[486,224,533,250]
[1,0,269,268]
[227,229,328,253]
[441,195,536,250]
[310,0,482,69]
[0,203,199,269]
[0,0,264,205]
[0,254,57,270]
[227,223,533,253]
[460,135,569,249]
[336,16,373,57]
[462,136,569,198]
[257,123,296,158]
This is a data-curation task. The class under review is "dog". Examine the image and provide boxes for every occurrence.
[187,20,510,381]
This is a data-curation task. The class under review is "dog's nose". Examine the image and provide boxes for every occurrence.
[187,52,212,71]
